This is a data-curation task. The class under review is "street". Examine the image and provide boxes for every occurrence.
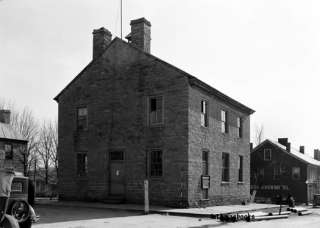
[33,204,320,228]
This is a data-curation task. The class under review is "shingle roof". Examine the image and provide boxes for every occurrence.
[255,139,320,167]
[0,123,27,142]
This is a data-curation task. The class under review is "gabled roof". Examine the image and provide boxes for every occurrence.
[54,37,254,114]
[0,123,27,142]
[253,139,320,167]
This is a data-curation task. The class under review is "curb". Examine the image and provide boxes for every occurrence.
[35,201,281,218]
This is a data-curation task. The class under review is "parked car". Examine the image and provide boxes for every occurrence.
[7,173,37,228]
[0,168,19,228]
[0,169,37,228]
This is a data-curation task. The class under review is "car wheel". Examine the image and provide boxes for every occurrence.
[10,201,30,224]
[2,215,19,228]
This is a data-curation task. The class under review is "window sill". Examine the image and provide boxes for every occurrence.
[238,182,244,185]
[221,182,230,185]
[200,198,210,201]
[149,123,164,128]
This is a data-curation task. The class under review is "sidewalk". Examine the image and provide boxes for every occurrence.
[35,198,280,218]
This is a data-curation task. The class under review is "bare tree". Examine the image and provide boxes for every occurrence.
[0,99,39,175]
[49,119,58,179]
[38,121,55,185]
[254,124,264,146]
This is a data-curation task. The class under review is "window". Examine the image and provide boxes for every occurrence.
[5,144,13,160]
[201,100,208,127]
[292,167,300,180]
[222,152,230,182]
[238,155,243,182]
[110,151,124,161]
[273,166,280,180]
[236,117,243,138]
[202,151,209,175]
[77,153,88,177]
[77,107,88,130]
[150,150,162,177]
[202,151,209,199]
[149,96,163,125]
[264,149,272,161]
[221,110,228,133]
[259,168,265,179]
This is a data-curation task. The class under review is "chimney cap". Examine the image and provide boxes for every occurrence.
[93,27,112,35]
[130,17,151,26]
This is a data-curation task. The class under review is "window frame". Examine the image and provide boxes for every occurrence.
[200,100,208,127]
[148,96,164,126]
[264,148,272,161]
[77,152,88,177]
[4,144,13,160]
[221,110,228,133]
[236,117,243,138]
[221,152,230,182]
[77,107,88,131]
[150,149,163,177]
[292,167,301,180]
[238,155,244,182]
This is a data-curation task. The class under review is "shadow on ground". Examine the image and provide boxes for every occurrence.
[34,204,143,224]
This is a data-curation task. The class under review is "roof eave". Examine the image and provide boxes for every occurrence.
[188,76,255,115]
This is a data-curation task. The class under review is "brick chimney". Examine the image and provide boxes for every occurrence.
[128,17,151,53]
[92,27,112,60]
[278,138,291,152]
[299,146,305,154]
[0,110,10,124]
[314,149,320,161]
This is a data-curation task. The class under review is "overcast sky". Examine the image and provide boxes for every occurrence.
[1,0,319,155]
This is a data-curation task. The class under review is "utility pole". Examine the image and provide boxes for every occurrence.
[120,0,123,39]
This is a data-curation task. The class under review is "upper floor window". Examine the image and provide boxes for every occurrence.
[150,149,163,177]
[149,96,163,125]
[201,100,208,127]
[221,110,228,133]
[222,152,230,182]
[238,155,243,182]
[77,152,88,177]
[264,148,272,161]
[292,167,300,180]
[77,107,88,130]
[5,144,13,160]
[273,166,280,180]
[236,117,243,138]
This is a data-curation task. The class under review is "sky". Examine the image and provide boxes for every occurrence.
[0,0,319,156]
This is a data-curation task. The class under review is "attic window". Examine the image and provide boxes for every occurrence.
[77,107,88,130]
[264,148,271,161]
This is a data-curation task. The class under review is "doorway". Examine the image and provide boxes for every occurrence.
[109,151,125,196]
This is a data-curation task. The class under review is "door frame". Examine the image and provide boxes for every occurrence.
[108,150,126,196]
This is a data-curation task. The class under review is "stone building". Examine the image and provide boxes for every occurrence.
[0,110,27,173]
[251,138,320,204]
[54,17,254,207]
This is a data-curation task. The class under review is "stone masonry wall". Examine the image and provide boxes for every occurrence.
[57,39,190,207]
[188,86,251,207]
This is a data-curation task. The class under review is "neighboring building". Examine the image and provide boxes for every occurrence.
[0,110,27,173]
[54,17,254,207]
[29,167,58,197]
[251,138,320,204]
